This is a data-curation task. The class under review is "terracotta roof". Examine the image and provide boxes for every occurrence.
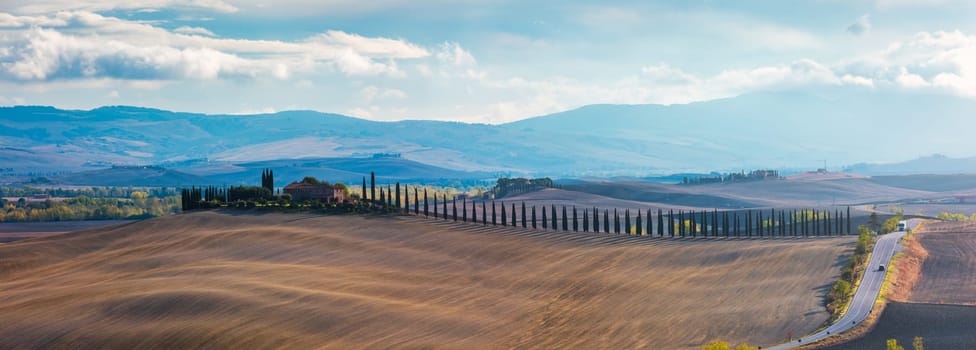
[284,182,335,190]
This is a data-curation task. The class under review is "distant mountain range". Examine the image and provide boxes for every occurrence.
[2,87,976,185]
[844,154,976,175]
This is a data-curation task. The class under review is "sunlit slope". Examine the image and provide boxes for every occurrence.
[0,211,852,349]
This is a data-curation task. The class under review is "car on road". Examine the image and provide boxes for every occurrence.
[878,265,885,271]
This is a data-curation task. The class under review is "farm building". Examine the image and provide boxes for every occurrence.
[283,182,346,203]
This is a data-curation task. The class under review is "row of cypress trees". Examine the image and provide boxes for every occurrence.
[410,194,855,237]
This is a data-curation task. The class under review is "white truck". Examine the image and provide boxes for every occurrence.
[897,220,907,232]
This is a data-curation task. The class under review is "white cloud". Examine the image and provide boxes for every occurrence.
[360,86,407,102]
[0,27,278,80]
[847,15,871,36]
[641,64,697,85]
[0,94,25,104]
[436,42,476,67]
[0,11,429,81]
[841,74,875,87]
[875,0,956,9]
[839,30,976,95]
[2,0,239,14]
[313,31,427,59]
[173,26,216,36]
[434,42,485,80]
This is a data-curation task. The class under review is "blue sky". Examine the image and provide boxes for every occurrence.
[0,0,974,123]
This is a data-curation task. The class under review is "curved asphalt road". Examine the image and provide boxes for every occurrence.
[766,220,917,349]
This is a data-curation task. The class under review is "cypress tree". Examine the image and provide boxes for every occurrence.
[614,208,620,234]
[834,209,844,235]
[814,209,819,236]
[746,210,751,237]
[604,209,610,233]
[522,202,527,228]
[724,211,730,237]
[678,210,684,237]
[826,211,832,235]
[370,172,376,204]
[583,208,589,232]
[501,201,507,226]
[667,209,673,237]
[780,211,786,236]
[847,206,851,234]
[552,205,558,231]
[734,213,740,237]
[542,206,548,229]
[803,210,809,236]
[827,210,833,235]
[462,199,467,222]
[562,206,569,231]
[790,209,795,236]
[379,188,386,207]
[511,203,517,227]
[593,207,600,233]
[443,194,448,221]
[625,209,631,235]
[492,201,497,225]
[690,210,697,237]
[414,188,419,215]
[712,209,718,236]
[387,185,393,207]
[452,197,458,221]
[701,210,707,236]
[658,209,665,237]
[471,200,477,223]
[362,177,367,201]
[482,202,487,225]
[647,209,653,236]
[636,210,642,236]
[572,207,578,232]
[532,206,537,229]
[395,183,401,210]
[758,211,763,237]
[432,192,437,218]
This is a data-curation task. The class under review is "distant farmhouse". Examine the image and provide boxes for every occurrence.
[284,181,346,203]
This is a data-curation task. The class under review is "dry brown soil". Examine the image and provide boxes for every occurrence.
[821,302,976,350]
[909,221,976,304]
[0,211,853,349]
[0,220,132,243]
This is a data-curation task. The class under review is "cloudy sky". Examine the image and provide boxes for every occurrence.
[0,0,974,123]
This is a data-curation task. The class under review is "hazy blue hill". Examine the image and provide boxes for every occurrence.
[2,88,976,179]
[847,155,976,176]
[47,166,212,187]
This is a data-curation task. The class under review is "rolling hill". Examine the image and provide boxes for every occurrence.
[0,210,852,349]
[3,89,976,177]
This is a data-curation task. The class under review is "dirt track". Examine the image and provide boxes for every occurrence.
[0,211,853,349]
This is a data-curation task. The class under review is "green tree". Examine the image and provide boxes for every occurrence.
[887,338,904,350]
[370,171,376,203]
[869,212,881,232]
[735,344,758,350]
[702,340,730,350]
[913,336,923,350]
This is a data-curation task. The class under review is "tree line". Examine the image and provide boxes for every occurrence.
[0,191,180,222]
[366,183,856,237]
[1,186,177,199]
[180,170,858,239]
